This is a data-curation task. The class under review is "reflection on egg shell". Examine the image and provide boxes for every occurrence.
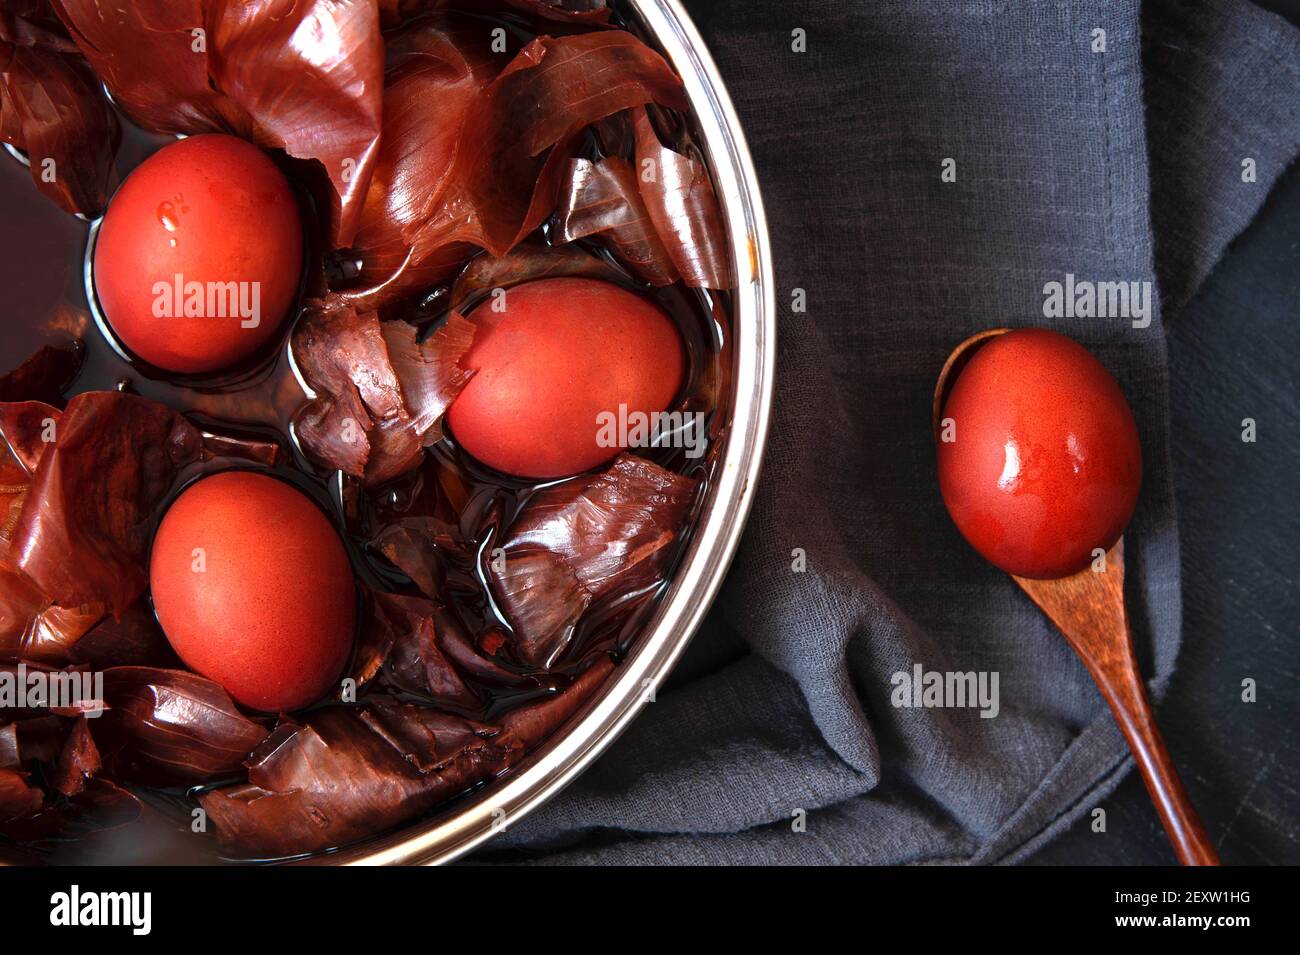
[93,134,303,375]
[937,328,1142,579]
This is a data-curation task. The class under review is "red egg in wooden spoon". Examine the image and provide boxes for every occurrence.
[934,327,1218,865]
[936,328,1142,579]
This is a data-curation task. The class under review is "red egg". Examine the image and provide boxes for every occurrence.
[93,134,303,374]
[447,278,686,479]
[936,328,1142,579]
[149,471,355,712]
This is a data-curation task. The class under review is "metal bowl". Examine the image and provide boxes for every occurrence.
[324,0,775,866]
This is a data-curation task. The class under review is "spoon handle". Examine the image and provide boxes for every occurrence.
[1013,540,1220,865]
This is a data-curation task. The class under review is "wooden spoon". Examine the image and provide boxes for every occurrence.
[934,328,1219,865]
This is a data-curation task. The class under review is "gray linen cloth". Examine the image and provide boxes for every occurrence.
[475,0,1300,864]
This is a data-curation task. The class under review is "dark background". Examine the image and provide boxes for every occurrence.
[1031,0,1299,865]
[680,0,1299,865]
[1031,124,1300,864]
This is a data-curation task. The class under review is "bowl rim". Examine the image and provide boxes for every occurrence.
[310,0,776,866]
